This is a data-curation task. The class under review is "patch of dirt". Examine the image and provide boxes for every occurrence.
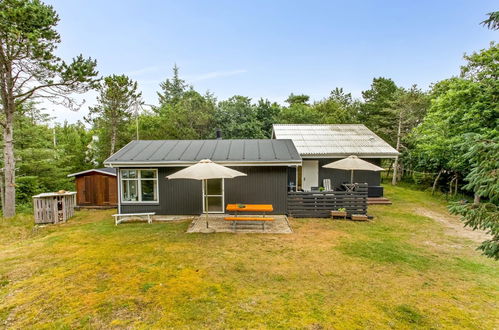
[415,208,490,243]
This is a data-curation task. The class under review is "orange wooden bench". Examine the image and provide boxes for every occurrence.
[225,204,274,231]
[226,204,273,213]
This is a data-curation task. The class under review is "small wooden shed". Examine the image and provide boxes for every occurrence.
[68,168,117,208]
[33,191,77,224]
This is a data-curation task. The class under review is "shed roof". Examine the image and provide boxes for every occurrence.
[272,124,399,158]
[104,139,302,166]
[33,192,77,198]
[67,168,117,177]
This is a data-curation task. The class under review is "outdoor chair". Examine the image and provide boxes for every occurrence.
[323,179,332,191]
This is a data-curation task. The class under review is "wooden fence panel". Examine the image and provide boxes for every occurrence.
[287,184,368,218]
[33,192,77,224]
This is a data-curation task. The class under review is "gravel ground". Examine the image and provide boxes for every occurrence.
[187,215,292,234]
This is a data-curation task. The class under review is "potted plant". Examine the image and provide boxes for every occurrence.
[331,207,347,219]
[237,203,246,209]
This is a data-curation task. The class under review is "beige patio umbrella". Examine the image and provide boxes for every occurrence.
[167,159,247,228]
[322,155,384,183]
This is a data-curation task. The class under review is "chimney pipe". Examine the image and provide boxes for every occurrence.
[216,129,222,140]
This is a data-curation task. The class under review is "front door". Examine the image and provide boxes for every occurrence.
[302,160,319,191]
[203,179,224,213]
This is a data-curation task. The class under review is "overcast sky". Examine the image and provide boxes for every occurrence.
[43,0,497,124]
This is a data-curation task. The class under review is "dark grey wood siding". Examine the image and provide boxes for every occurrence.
[224,166,288,214]
[120,166,289,215]
[120,167,203,215]
[311,158,383,197]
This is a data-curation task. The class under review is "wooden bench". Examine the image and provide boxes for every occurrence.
[113,212,155,225]
[224,217,275,221]
[224,204,274,231]
[224,217,275,231]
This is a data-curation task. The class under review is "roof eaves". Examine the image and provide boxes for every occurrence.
[103,160,302,167]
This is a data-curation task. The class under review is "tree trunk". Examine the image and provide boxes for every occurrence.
[110,125,117,156]
[449,175,456,195]
[392,157,399,185]
[432,169,443,195]
[392,112,403,185]
[3,111,16,218]
[474,194,480,204]
[0,52,17,218]
[0,172,4,212]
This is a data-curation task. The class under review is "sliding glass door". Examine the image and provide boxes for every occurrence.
[203,179,224,213]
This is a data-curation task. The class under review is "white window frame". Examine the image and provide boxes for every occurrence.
[202,178,225,213]
[120,169,159,204]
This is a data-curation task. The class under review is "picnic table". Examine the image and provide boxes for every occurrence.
[224,204,274,231]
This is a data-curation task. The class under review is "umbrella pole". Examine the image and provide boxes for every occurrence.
[204,179,209,228]
[350,170,354,183]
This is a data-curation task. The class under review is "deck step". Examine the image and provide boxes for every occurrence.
[367,197,392,205]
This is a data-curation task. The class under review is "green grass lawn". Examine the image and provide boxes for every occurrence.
[1,185,498,329]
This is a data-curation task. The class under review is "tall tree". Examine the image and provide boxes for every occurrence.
[0,0,98,217]
[161,90,216,139]
[407,43,498,192]
[278,93,321,124]
[215,96,265,139]
[313,88,360,124]
[157,64,189,107]
[449,134,498,259]
[481,11,499,30]
[285,93,310,105]
[8,103,72,205]
[255,98,281,137]
[88,75,141,156]
[55,121,96,174]
[359,77,400,145]
[391,86,429,184]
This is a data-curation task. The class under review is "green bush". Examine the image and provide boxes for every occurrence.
[16,176,44,205]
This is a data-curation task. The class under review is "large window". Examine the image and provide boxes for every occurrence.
[120,169,158,203]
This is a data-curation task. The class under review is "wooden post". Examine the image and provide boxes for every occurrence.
[392,111,403,185]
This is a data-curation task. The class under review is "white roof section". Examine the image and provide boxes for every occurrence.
[272,124,399,158]
[67,168,117,177]
[33,192,76,198]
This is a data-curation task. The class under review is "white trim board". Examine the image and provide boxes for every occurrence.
[67,169,116,177]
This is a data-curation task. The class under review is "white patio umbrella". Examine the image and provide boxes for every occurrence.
[166,159,247,228]
[322,155,384,183]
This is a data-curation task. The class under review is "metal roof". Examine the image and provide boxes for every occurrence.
[104,139,302,166]
[272,124,399,158]
[33,192,77,198]
[67,168,117,177]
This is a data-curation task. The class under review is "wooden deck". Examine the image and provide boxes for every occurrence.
[287,183,368,218]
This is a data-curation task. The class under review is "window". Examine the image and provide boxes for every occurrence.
[203,178,224,213]
[120,169,158,203]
